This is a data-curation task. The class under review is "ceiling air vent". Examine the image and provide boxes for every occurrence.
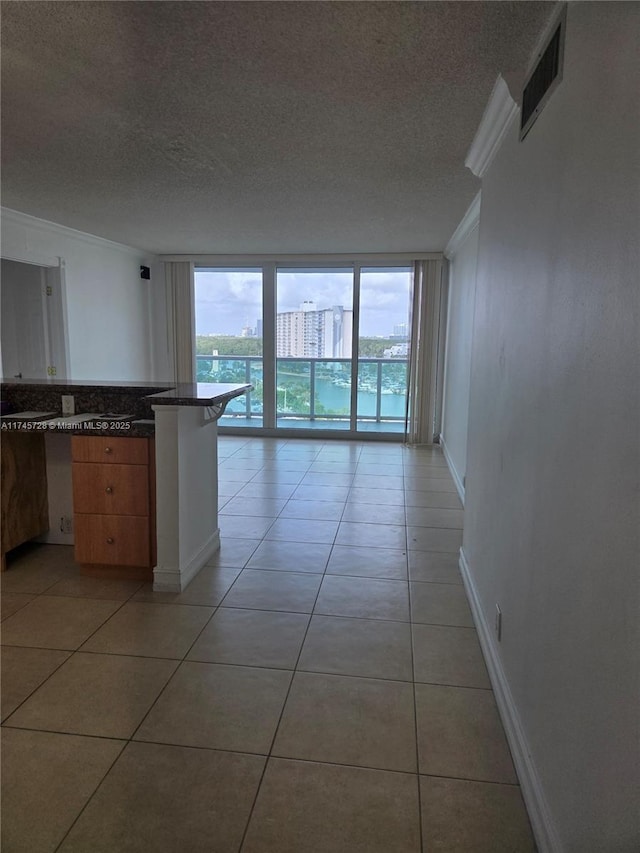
[520,8,566,140]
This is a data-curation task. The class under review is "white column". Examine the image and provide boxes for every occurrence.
[152,404,220,591]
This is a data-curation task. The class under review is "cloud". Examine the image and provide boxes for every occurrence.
[195,267,412,336]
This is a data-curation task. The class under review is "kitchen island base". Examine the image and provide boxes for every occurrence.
[151,404,221,592]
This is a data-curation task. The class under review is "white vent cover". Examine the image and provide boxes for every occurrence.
[520,7,567,140]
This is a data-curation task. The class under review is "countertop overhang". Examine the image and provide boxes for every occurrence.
[146,383,252,407]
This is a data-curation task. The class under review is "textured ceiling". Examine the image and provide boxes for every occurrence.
[1,1,554,254]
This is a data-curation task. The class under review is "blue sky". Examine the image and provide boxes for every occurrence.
[195,268,412,336]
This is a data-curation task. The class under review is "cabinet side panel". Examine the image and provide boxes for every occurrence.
[1,434,49,556]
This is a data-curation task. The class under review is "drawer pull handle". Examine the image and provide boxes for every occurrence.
[105,486,113,494]
[105,447,112,454]
[106,537,114,544]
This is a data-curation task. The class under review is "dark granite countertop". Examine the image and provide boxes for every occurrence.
[1,378,174,391]
[146,383,252,406]
[1,380,251,432]
[0,379,172,436]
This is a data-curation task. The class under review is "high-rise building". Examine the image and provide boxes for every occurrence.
[276,304,353,358]
[392,323,408,339]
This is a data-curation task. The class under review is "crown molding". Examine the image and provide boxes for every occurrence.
[160,251,443,264]
[1,207,152,258]
[465,75,519,178]
[445,192,481,259]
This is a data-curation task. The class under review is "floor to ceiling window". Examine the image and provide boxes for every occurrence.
[194,268,264,426]
[357,267,412,434]
[276,267,354,431]
[193,261,413,438]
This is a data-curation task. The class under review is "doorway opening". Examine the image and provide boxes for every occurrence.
[1,258,68,381]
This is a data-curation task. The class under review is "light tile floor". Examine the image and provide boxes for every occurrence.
[1,437,536,852]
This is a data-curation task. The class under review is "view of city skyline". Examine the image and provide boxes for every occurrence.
[194,268,412,337]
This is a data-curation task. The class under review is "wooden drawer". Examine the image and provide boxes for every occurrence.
[72,463,149,516]
[72,436,149,465]
[74,514,150,566]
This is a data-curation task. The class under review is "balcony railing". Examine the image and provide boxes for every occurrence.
[196,355,408,427]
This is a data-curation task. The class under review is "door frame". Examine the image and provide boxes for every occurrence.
[1,251,70,381]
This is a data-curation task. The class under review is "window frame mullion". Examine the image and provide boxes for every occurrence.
[262,262,276,429]
[349,263,361,433]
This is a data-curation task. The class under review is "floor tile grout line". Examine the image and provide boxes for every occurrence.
[53,594,134,658]
[1,645,193,663]
[1,598,476,648]
[263,541,329,756]
[2,723,521,790]
[117,551,262,747]
[236,612,318,847]
[82,568,247,780]
[405,491,427,847]
[416,769,525,787]
[231,446,339,851]
[262,749,419,779]
[0,648,73,726]
[410,481,425,850]
[2,601,477,642]
[236,750,271,851]
[134,741,428,776]
[117,608,221,747]
[409,593,425,851]
[1,723,131,743]
[51,734,128,853]
[207,601,476,630]
[236,536,349,851]
[151,659,490,692]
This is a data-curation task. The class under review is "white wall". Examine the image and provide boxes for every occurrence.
[463,5,639,851]
[40,434,74,546]
[1,209,164,382]
[441,198,480,499]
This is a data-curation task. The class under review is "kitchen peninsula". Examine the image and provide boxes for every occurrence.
[1,379,251,591]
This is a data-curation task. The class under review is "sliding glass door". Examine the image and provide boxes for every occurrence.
[356,267,412,434]
[193,262,412,436]
[276,267,354,431]
[194,268,264,425]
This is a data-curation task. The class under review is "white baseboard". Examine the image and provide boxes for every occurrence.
[153,528,220,592]
[459,548,562,853]
[439,434,465,504]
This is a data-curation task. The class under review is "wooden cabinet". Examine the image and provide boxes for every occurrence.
[1,433,49,570]
[71,436,155,581]
[74,515,150,567]
[72,436,149,465]
[72,463,150,516]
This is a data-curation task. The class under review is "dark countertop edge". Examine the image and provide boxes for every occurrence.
[1,380,251,407]
[146,383,253,406]
[1,379,174,392]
